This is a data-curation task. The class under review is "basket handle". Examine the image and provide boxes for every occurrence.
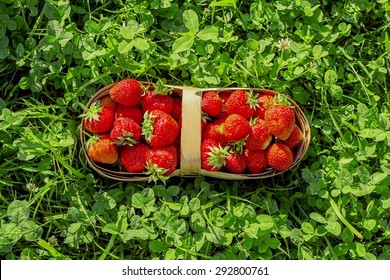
[180,86,202,175]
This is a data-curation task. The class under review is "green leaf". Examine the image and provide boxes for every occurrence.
[122,228,150,241]
[149,240,167,253]
[166,185,180,197]
[310,212,327,224]
[197,26,219,41]
[183,10,199,34]
[324,69,338,85]
[312,45,322,59]
[190,212,206,232]
[133,38,149,51]
[18,220,43,241]
[172,35,194,53]
[256,214,274,231]
[189,198,201,212]
[7,200,30,224]
[301,222,315,234]
[325,221,342,236]
[363,219,376,231]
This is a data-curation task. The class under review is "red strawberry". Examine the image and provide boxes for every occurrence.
[202,91,223,116]
[100,95,119,111]
[222,114,251,142]
[216,91,231,119]
[142,110,180,147]
[145,147,178,184]
[141,90,174,115]
[110,117,141,146]
[109,78,142,107]
[120,143,150,173]
[225,90,259,119]
[266,143,294,171]
[246,118,272,150]
[245,148,268,174]
[225,152,248,174]
[201,139,229,171]
[283,124,303,148]
[202,118,227,146]
[171,98,182,119]
[254,94,274,119]
[264,104,295,140]
[82,100,115,134]
[86,134,118,164]
[115,105,143,124]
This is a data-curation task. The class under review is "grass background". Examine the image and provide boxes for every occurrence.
[0,0,389,260]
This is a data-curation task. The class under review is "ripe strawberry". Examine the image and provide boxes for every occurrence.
[115,105,143,124]
[264,104,295,140]
[283,124,303,148]
[109,78,142,107]
[216,91,230,119]
[110,117,141,146]
[120,143,150,173]
[222,114,251,142]
[266,143,294,171]
[171,98,182,119]
[145,147,178,184]
[245,148,268,174]
[82,100,115,134]
[246,118,272,150]
[201,139,229,171]
[225,152,248,174]
[100,95,119,111]
[225,90,259,119]
[142,110,180,147]
[202,91,223,116]
[254,94,274,119]
[141,90,174,115]
[86,134,118,164]
[202,118,227,146]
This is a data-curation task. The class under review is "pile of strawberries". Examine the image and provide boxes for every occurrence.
[200,89,303,174]
[82,78,182,183]
[82,78,304,183]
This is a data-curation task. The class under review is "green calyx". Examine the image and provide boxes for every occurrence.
[85,135,99,149]
[274,93,293,107]
[246,89,260,110]
[79,101,102,121]
[153,79,171,95]
[144,161,170,185]
[113,131,137,146]
[207,145,230,168]
[141,111,155,143]
[229,138,247,154]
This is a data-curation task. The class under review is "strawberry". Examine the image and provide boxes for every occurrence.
[145,147,178,184]
[202,91,223,117]
[266,143,294,171]
[225,151,248,174]
[100,95,119,111]
[222,114,251,142]
[110,117,141,146]
[120,143,150,173]
[109,78,142,107]
[216,91,230,119]
[141,90,174,115]
[201,139,229,171]
[202,118,227,146]
[86,134,118,164]
[245,148,268,174]
[171,98,182,119]
[283,124,303,148]
[142,110,180,147]
[225,90,259,119]
[254,94,274,119]
[82,100,115,134]
[115,105,143,124]
[246,118,272,150]
[264,104,295,140]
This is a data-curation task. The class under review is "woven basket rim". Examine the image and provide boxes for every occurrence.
[80,84,311,181]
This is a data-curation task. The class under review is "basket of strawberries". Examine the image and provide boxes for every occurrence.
[80,78,310,183]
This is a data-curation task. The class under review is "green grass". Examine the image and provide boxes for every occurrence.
[0,0,389,260]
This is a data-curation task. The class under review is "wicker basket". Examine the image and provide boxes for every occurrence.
[80,83,310,181]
